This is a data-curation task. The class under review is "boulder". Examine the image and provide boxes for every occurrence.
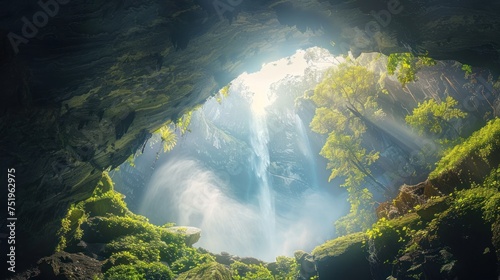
[312,232,371,280]
[37,252,102,280]
[294,250,316,279]
[165,226,201,246]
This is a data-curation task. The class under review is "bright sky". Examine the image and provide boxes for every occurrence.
[237,50,310,116]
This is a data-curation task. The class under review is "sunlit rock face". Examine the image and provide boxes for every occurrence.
[0,0,499,267]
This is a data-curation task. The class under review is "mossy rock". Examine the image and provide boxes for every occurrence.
[416,196,450,222]
[177,262,232,280]
[82,215,156,243]
[429,118,500,192]
[430,190,498,279]
[84,195,128,217]
[312,232,371,280]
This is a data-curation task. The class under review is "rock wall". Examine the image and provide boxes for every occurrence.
[1,0,499,268]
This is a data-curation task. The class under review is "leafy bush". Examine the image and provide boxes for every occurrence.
[274,256,298,280]
[230,261,274,280]
[177,262,232,280]
[170,247,215,274]
[104,261,174,280]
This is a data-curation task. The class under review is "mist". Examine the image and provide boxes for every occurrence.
[139,158,346,261]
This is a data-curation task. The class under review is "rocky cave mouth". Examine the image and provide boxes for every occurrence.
[107,45,497,265]
[2,0,500,279]
[110,48,349,261]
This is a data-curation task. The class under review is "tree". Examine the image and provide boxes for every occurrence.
[405,96,467,148]
[309,62,387,234]
[310,63,386,190]
[387,52,436,87]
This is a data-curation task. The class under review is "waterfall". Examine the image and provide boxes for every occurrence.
[294,113,318,188]
[249,92,276,257]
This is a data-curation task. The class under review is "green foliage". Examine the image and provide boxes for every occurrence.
[274,256,299,280]
[405,96,467,142]
[312,232,367,259]
[216,83,231,104]
[177,262,232,280]
[230,261,274,280]
[56,203,87,252]
[55,172,119,251]
[157,124,178,152]
[387,53,436,86]
[320,134,380,184]
[315,118,500,279]
[170,247,215,275]
[482,166,500,190]
[430,118,500,180]
[310,62,386,234]
[126,154,136,167]
[176,108,196,135]
[56,173,198,279]
[153,106,198,153]
[84,190,128,217]
[335,207,376,236]
[104,261,174,280]
[365,214,421,258]
[102,251,140,272]
[106,235,162,262]
[461,64,473,78]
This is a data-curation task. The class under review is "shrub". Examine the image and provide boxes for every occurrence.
[104,262,173,280]
[230,261,274,280]
[170,247,215,274]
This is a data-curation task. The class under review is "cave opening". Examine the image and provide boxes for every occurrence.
[110,47,350,261]
[108,45,499,264]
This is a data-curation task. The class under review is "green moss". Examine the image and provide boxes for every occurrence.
[84,193,128,217]
[102,251,140,272]
[430,118,500,183]
[56,204,87,252]
[105,235,163,262]
[56,172,202,278]
[312,232,367,259]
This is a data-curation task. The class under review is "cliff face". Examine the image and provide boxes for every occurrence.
[0,0,499,268]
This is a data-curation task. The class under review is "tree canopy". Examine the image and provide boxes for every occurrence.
[309,62,387,234]
[405,96,467,144]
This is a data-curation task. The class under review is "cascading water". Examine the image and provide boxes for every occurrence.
[294,113,318,189]
[249,91,276,258]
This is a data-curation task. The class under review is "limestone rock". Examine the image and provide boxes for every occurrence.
[37,252,102,280]
[294,250,316,280]
[165,226,201,246]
